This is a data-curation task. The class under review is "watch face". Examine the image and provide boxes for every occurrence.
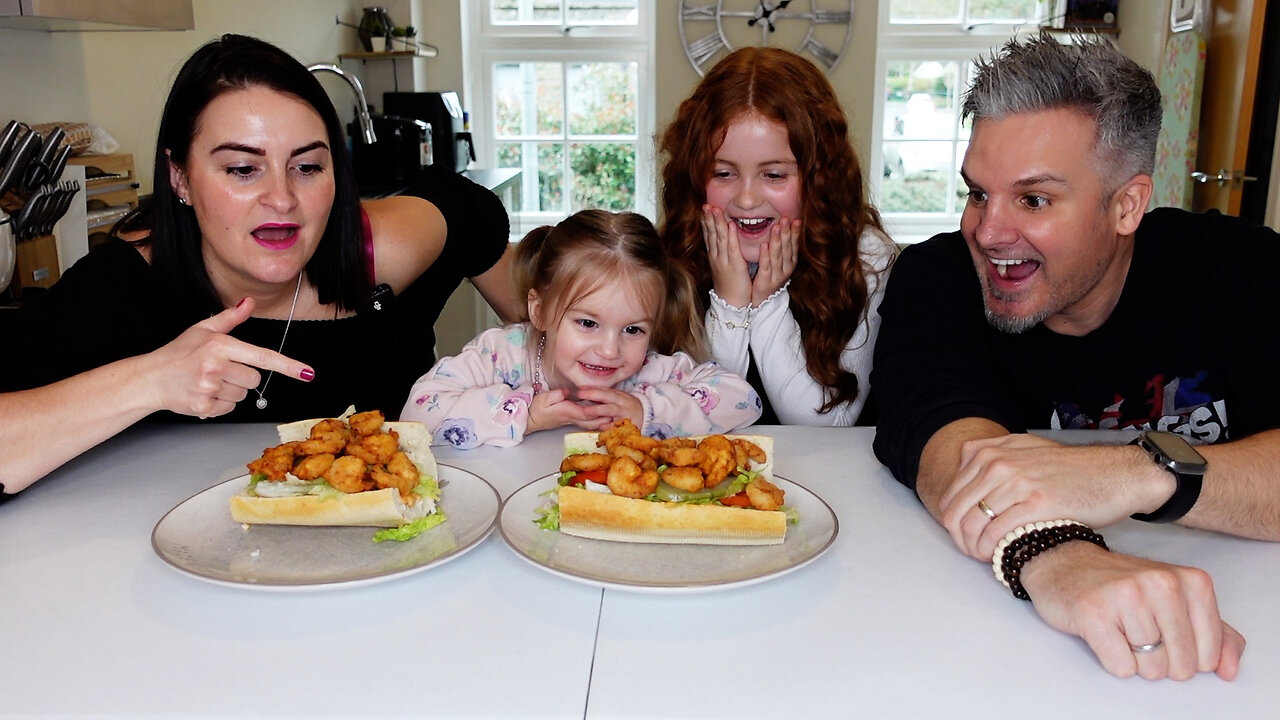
[678,0,855,75]
[1141,431,1208,472]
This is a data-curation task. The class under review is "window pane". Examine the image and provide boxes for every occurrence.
[879,169,948,213]
[889,0,960,22]
[889,0,1043,23]
[968,0,1044,21]
[491,0,561,24]
[568,62,637,135]
[492,0,638,25]
[567,0,638,24]
[494,62,563,137]
[571,142,635,211]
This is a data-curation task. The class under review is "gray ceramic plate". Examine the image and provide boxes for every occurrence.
[498,474,838,593]
[152,464,499,591]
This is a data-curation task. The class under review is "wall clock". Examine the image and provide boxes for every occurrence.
[678,1,856,76]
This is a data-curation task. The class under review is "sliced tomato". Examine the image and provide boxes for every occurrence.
[575,469,608,485]
[719,492,751,507]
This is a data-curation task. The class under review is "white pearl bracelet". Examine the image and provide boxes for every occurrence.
[991,519,1086,588]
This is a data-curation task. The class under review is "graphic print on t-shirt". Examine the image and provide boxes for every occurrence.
[1051,371,1228,442]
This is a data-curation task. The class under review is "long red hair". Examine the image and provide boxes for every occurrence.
[659,47,888,413]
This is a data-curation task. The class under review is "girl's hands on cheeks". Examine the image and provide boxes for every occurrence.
[701,205,752,308]
[575,387,643,430]
[149,297,313,419]
[752,217,799,306]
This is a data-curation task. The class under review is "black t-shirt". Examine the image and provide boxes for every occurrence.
[870,207,1280,489]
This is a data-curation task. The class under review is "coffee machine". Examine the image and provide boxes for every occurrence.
[384,91,474,173]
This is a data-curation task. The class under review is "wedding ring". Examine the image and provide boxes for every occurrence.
[978,499,997,520]
[1130,640,1163,653]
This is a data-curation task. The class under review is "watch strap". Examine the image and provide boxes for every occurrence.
[1129,436,1204,523]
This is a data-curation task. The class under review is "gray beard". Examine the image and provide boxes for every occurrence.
[981,282,1049,334]
[984,305,1047,334]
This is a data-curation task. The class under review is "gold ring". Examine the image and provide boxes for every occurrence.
[977,499,997,520]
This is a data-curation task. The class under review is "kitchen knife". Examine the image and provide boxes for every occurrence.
[0,128,40,197]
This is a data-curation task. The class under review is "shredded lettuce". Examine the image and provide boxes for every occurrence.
[557,471,578,486]
[373,510,447,543]
[534,503,561,531]
[415,474,441,500]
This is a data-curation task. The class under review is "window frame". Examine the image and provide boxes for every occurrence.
[463,2,656,238]
[871,2,1049,243]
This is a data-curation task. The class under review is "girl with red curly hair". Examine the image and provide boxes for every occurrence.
[659,47,895,425]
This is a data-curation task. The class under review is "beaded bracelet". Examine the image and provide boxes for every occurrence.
[991,519,1108,601]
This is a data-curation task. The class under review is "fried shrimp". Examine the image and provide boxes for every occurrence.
[598,418,642,454]
[371,450,420,502]
[697,435,736,485]
[248,442,298,481]
[346,430,400,465]
[732,438,767,465]
[745,477,784,511]
[606,456,659,498]
[296,419,349,455]
[610,444,657,471]
[660,466,705,493]
[291,452,335,481]
[326,454,370,494]
[651,445,703,468]
[560,453,613,473]
[347,409,385,437]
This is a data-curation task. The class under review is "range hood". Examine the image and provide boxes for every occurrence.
[0,0,193,31]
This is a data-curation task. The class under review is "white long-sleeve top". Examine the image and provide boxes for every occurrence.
[704,229,896,426]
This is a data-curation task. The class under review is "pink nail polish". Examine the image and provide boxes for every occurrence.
[236,297,249,308]
[299,368,315,381]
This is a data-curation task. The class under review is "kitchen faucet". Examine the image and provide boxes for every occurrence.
[307,64,377,144]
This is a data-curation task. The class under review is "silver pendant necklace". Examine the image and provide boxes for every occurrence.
[532,331,545,394]
[254,271,303,410]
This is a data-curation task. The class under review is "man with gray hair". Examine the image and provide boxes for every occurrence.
[872,31,1279,680]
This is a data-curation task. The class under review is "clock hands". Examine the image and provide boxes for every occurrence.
[748,0,792,33]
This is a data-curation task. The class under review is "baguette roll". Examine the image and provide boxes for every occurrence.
[230,410,439,528]
[557,430,785,545]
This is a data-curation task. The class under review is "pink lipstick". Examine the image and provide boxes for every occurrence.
[251,223,300,250]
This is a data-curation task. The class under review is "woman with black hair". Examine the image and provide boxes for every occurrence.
[0,35,518,499]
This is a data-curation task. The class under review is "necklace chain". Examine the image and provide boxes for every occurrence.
[533,331,545,394]
[254,271,304,410]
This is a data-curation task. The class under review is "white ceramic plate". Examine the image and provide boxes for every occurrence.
[152,464,499,591]
[498,474,838,593]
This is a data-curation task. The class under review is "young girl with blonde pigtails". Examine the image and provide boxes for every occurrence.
[400,209,762,448]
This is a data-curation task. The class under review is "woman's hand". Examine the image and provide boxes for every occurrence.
[148,298,313,418]
[752,217,799,305]
[701,205,752,308]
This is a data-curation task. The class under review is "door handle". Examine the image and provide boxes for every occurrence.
[1190,169,1258,188]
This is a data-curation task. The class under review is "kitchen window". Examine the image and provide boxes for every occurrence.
[464,1,655,238]
[871,0,1053,243]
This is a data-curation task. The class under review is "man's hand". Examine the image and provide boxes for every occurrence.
[1022,542,1244,680]
[938,434,1172,560]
